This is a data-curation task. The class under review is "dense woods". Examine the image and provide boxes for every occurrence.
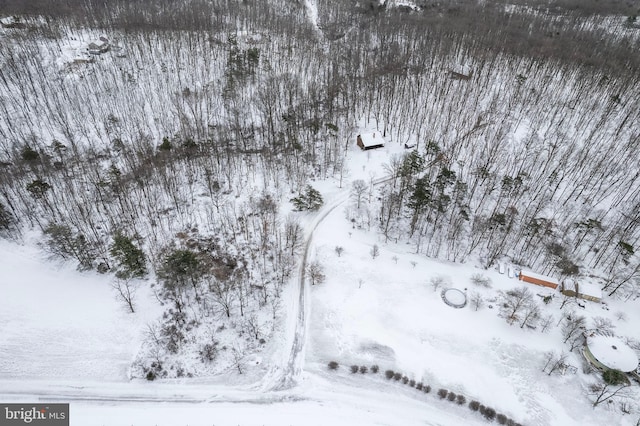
[1,0,639,374]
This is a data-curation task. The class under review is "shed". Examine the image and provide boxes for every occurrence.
[356,132,385,150]
[583,334,638,373]
[88,36,110,55]
[0,16,25,29]
[518,270,559,290]
[561,279,602,303]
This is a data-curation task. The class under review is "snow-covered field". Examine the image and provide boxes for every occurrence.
[0,239,160,382]
[1,134,639,425]
[305,147,640,425]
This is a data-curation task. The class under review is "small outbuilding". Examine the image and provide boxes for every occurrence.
[356,132,385,150]
[0,16,25,29]
[88,36,110,55]
[583,334,638,373]
[518,270,559,290]
[561,279,602,303]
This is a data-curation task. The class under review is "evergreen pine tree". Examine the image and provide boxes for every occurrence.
[110,234,147,279]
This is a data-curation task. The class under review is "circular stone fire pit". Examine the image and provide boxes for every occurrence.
[441,288,467,309]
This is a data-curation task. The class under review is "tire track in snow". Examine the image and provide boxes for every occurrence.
[269,191,350,390]
[271,177,392,390]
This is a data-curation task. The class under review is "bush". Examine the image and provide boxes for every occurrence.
[385,370,395,379]
[393,372,402,381]
[470,273,492,288]
[371,365,379,374]
[350,365,359,374]
[328,361,339,370]
[479,405,486,415]
[416,383,423,390]
[456,395,466,405]
[483,407,497,421]
[437,388,448,399]
[447,392,457,402]
[497,414,508,424]
[21,146,39,161]
[469,400,480,411]
[199,343,218,362]
[359,365,368,374]
[423,385,431,393]
[402,376,409,384]
[145,370,156,381]
[409,379,416,387]
[602,368,627,385]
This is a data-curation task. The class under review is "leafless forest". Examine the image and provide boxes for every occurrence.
[0,0,639,374]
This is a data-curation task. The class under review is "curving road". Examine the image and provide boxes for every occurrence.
[269,191,351,391]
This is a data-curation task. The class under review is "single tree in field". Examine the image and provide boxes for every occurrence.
[111,278,138,313]
[470,291,484,311]
[351,179,368,209]
[307,261,325,285]
[370,244,380,259]
[500,287,534,325]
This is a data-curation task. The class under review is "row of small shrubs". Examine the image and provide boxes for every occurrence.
[436,389,466,404]
[469,400,521,425]
[384,369,431,393]
[327,361,379,375]
[329,362,522,426]
[349,364,380,374]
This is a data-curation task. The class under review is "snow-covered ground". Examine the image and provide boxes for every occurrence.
[305,156,640,425]
[1,132,639,425]
[0,239,160,381]
[2,373,489,426]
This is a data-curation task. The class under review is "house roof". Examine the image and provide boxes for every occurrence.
[0,16,17,25]
[587,335,638,372]
[565,279,602,299]
[358,132,385,148]
[520,270,559,285]
[89,39,108,48]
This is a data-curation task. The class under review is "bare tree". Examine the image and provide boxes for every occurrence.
[284,217,304,256]
[111,278,137,313]
[519,302,541,329]
[244,314,262,340]
[591,316,615,335]
[307,261,326,286]
[370,244,380,259]
[470,291,484,311]
[562,314,587,343]
[351,179,368,209]
[559,293,575,310]
[500,287,534,325]
[430,275,446,292]
[470,273,492,288]
[539,314,555,333]
[542,351,568,375]
[588,382,631,407]
[232,345,244,374]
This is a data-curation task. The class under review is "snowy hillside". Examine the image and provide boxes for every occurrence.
[1,0,639,424]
